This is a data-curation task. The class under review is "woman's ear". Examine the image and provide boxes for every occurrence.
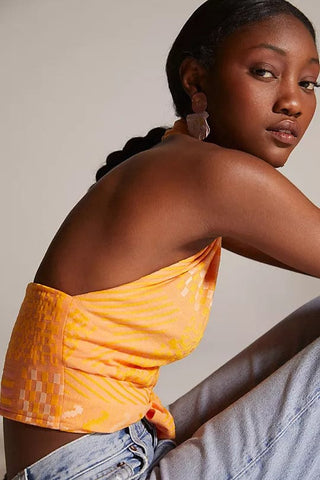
[179,58,208,98]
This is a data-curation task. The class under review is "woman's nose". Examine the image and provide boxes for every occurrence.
[273,84,302,118]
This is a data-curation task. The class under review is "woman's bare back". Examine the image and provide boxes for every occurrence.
[34,129,320,298]
[34,135,217,296]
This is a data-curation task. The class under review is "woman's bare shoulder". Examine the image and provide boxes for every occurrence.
[153,134,271,178]
[151,138,319,277]
[195,145,320,277]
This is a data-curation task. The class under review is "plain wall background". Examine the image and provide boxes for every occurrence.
[0,0,319,475]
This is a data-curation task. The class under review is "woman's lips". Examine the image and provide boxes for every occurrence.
[266,120,300,146]
[266,129,297,146]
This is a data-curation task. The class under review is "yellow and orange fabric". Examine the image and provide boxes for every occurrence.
[0,238,221,439]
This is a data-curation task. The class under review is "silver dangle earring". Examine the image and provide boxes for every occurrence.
[186,92,210,141]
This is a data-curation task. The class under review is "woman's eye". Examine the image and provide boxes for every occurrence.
[299,80,320,91]
[252,68,275,79]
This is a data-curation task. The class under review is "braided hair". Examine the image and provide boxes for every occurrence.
[95,127,167,181]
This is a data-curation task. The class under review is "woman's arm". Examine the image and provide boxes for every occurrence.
[222,236,311,276]
[200,148,320,278]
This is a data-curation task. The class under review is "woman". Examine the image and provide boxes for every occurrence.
[1,0,320,478]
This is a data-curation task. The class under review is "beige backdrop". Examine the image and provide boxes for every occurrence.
[0,0,319,475]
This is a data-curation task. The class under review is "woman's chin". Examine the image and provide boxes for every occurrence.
[247,144,292,168]
[262,151,291,169]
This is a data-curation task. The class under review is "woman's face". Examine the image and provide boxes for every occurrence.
[203,14,319,167]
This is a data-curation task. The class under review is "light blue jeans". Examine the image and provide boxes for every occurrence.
[11,296,320,479]
[11,419,174,480]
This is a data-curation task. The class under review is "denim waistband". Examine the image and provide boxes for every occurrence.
[11,418,162,480]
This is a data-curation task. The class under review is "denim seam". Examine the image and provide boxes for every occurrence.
[69,441,135,479]
[128,424,154,479]
[129,426,149,449]
[95,463,132,480]
[129,446,149,480]
[230,387,320,480]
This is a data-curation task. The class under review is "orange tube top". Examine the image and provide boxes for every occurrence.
[0,238,221,439]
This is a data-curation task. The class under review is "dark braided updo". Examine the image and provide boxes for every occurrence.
[95,0,316,181]
[95,127,167,181]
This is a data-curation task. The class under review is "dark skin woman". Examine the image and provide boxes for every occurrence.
[2,1,320,479]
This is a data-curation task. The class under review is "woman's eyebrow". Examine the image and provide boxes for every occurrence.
[249,43,319,64]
